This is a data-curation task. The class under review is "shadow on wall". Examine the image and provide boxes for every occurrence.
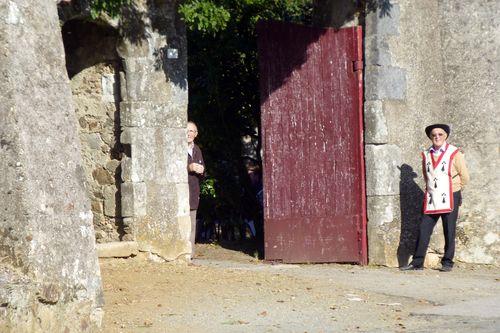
[397,164,423,266]
[365,0,393,18]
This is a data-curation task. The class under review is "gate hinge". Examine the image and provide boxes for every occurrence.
[353,60,363,72]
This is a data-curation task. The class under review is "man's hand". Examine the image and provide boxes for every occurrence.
[189,163,204,174]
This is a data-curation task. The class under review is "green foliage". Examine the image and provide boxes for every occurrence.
[181,0,313,223]
[200,177,217,199]
[89,0,131,19]
[178,1,231,34]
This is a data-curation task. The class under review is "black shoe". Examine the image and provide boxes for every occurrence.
[399,264,423,271]
[439,265,453,272]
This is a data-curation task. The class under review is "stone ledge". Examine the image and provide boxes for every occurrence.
[96,241,139,258]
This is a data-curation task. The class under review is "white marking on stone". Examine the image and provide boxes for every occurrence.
[79,211,93,222]
[7,1,21,25]
[80,225,91,238]
[101,74,117,103]
[483,232,498,245]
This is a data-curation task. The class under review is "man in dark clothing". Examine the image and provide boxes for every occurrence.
[187,121,205,256]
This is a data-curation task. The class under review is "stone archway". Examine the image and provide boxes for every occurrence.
[58,0,192,262]
[62,19,130,243]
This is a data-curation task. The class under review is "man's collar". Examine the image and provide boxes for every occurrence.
[430,142,448,153]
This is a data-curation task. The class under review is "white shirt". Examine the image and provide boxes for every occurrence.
[188,143,194,157]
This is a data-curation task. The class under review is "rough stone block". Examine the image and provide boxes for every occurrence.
[120,102,149,127]
[364,36,393,66]
[83,133,103,149]
[120,127,134,144]
[130,129,156,181]
[367,195,400,227]
[105,159,120,173]
[120,128,187,183]
[121,101,186,128]
[101,73,118,103]
[364,100,388,144]
[103,185,118,217]
[96,241,138,258]
[367,221,400,267]
[123,57,171,103]
[365,3,400,37]
[424,252,441,269]
[365,66,406,101]
[158,128,189,183]
[367,195,408,267]
[91,200,103,214]
[135,183,191,261]
[365,144,402,196]
[119,71,127,102]
[121,182,147,217]
[120,156,139,182]
[92,167,114,185]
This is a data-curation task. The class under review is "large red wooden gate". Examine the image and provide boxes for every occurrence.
[257,21,367,264]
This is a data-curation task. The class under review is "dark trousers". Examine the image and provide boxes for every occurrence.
[411,191,461,268]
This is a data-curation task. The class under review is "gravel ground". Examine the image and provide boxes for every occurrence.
[100,243,500,333]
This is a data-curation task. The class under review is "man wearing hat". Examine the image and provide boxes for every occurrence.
[401,124,469,272]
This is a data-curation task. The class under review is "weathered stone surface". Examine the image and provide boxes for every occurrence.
[367,195,404,267]
[135,182,191,261]
[365,66,406,101]
[121,101,186,128]
[96,241,138,258]
[364,100,388,144]
[437,0,499,265]
[91,200,103,214]
[364,0,499,266]
[0,0,103,330]
[103,185,118,217]
[101,73,119,103]
[121,182,147,217]
[120,127,187,183]
[92,167,115,185]
[365,144,402,196]
[105,159,121,173]
[364,3,400,37]
[364,36,393,67]
[123,57,173,103]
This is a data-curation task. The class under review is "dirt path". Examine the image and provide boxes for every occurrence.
[100,244,500,332]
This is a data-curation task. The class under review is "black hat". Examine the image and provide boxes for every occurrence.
[425,124,450,139]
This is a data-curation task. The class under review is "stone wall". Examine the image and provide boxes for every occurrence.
[0,0,103,331]
[364,0,499,266]
[437,0,499,264]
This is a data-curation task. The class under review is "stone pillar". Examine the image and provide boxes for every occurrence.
[364,0,499,266]
[118,0,191,261]
[0,0,103,331]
